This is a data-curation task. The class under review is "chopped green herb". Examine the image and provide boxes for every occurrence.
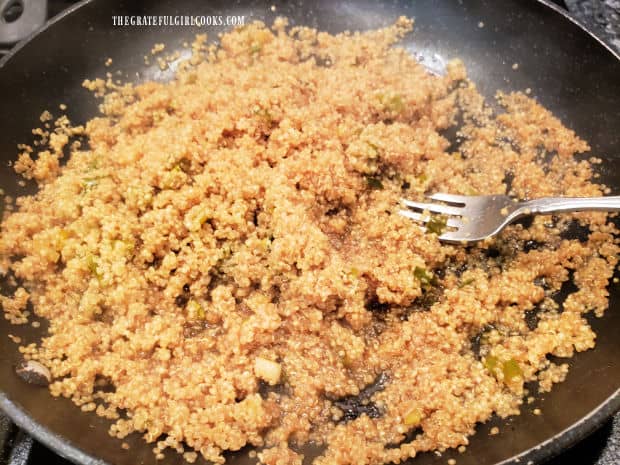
[261,237,272,251]
[366,142,380,157]
[426,214,448,235]
[483,355,500,376]
[87,157,100,171]
[366,176,384,190]
[484,355,523,385]
[113,239,135,256]
[465,185,479,196]
[502,358,523,382]
[81,175,109,192]
[253,107,273,126]
[341,352,354,368]
[250,43,262,54]
[458,277,475,288]
[58,229,72,243]
[198,212,211,226]
[86,254,102,280]
[82,177,99,190]
[187,300,206,320]
[479,331,491,346]
[383,94,405,113]
[414,267,434,289]
[404,408,422,426]
[86,255,97,274]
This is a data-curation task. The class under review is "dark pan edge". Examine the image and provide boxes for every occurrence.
[512,1,620,463]
[0,393,109,465]
[537,0,620,61]
[2,382,618,465]
[0,3,105,462]
[0,0,95,70]
[0,0,618,464]
[498,388,620,465]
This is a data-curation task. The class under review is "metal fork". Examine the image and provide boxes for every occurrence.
[400,193,620,243]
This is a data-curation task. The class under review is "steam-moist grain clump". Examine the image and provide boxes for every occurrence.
[1,17,618,465]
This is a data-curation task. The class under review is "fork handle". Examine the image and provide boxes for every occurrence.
[521,196,620,214]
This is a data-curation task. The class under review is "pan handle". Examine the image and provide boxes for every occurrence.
[0,0,47,47]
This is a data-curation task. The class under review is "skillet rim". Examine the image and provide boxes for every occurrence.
[0,1,618,464]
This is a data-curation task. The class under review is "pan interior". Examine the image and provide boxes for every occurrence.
[0,1,619,465]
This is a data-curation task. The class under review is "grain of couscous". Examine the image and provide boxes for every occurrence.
[1,17,618,465]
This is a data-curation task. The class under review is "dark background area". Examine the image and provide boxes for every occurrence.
[0,0,618,464]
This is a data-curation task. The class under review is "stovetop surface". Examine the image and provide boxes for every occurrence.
[0,0,619,464]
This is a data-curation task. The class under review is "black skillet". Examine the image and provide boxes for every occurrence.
[1,1,619,464]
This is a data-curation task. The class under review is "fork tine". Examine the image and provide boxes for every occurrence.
[438,230,471,243]
[398,210,462,228]
[401,199,463,216]
[398,210,426,222]
[427,192,469,205]
[397,210,427,233]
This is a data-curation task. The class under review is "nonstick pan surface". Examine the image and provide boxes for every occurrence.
[0,1,619,464]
